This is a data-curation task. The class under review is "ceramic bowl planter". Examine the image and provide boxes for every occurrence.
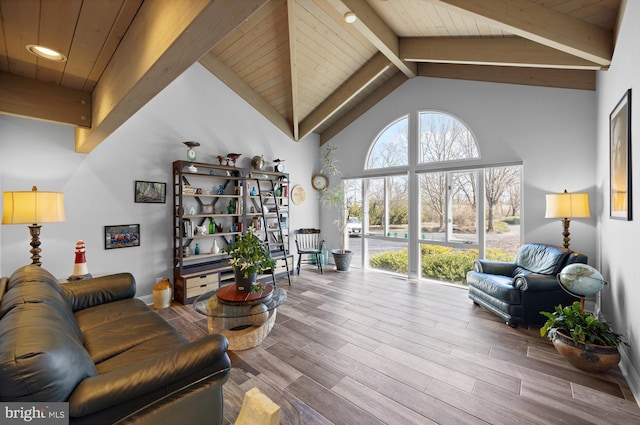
[552,331,621,373]
[540,301,627,373]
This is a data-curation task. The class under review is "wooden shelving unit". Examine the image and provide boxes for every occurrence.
[172,161,291,304]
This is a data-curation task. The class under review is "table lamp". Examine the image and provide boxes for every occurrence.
[2,186,66,266]
[545,189,590,249]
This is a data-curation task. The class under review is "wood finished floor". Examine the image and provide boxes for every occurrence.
[156,267,640,425]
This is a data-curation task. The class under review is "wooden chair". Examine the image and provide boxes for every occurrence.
[294,229,324,275]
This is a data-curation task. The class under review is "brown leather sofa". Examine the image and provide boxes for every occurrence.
[0,265,230,425]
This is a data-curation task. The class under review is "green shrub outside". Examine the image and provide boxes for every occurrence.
[502,216,520,225]
[369,244,516,284]
[370,249,408,273]
[493,221,510,233]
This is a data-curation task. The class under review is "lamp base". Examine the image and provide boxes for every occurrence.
[28,224,42,266]
[560,218,571,249]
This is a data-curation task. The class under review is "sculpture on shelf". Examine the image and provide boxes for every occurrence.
[251,155,265,170]
[68,240,92,281]
[217,185,225,195]
[227,200,235,214]
[227,153,241,166]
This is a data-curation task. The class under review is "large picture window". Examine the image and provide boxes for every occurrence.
[346,110,521,285]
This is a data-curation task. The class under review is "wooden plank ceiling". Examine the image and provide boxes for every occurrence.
[0,0,623,152]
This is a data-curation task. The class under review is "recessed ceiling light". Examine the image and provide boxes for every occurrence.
[26,44,67,62]
[344,12,357,24]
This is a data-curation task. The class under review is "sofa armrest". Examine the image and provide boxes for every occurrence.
[68,334,229,417]
[513,273,562,292]
[62,273,136,311]
[473,260,516,276]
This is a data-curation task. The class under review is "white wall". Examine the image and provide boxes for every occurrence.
[596,0,640,398]
[324,76,598,262]
[0,63,320,296]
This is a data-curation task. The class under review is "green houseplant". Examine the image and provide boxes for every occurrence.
[319,144,352,271]
[223,227,275,292]
[540,301,627,372]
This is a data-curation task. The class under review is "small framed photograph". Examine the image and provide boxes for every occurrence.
[105,224,140,249]
[610,89,632,220]
[135,181,166,203]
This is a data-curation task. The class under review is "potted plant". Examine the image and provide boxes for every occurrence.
[223,227,275,292]
[540,301,628,372]
[319,144,352,271]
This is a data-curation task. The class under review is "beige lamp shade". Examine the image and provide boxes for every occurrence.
[2,186,66,224]
[545,191,590,219]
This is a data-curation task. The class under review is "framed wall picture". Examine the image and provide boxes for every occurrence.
[135,181,166,203]
[610,89,632,220]
[105,224,140,249]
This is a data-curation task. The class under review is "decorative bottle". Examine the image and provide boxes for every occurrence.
[211,240,220,254]
[209,218,214,234]
[321,241,329,266]
[194,243,200,255]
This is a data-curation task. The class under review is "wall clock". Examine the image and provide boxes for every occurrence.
[311,173,328,191]
[291,185,306,205]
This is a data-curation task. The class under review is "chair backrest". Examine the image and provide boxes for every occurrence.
[513,243,578,276]
[294,228,322,251]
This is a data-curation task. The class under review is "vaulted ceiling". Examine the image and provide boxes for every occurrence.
[0,0,623,153]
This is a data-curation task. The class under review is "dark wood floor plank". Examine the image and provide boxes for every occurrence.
[159,267,640,424]
[287,375,386,425]
[332,376,437,425]
[338,342,432,391]
[299,341,390,391]
[265,341,345,389]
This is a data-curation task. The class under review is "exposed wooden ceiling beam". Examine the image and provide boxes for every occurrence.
[198,53,293,139]
[428,0,613,67]
[418,63,595,91]
[401,37,602,70]
[75,0,271,153]
[0,72,91,127]
[300,52,391,140]
[287,0,300,141]
[327,0,417,78]
[320,70,407,145]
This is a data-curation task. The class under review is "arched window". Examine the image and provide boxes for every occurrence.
[419,111,479,163]
[366,115,409,169]
[352,110,521,284]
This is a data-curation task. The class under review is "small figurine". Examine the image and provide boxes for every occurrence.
[227,199,235,214]
[217,185,225,195]
[216,222,223,233]
[68,240,92,281]
[227,153,241,166]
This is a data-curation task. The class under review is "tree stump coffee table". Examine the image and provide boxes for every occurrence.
[193,284,286,350]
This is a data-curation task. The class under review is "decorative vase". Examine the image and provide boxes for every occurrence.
[552,331,621,373]
[235,269,257,293]
[211,239,220,254]
[331,249,353,271]
[152,278,172,309]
